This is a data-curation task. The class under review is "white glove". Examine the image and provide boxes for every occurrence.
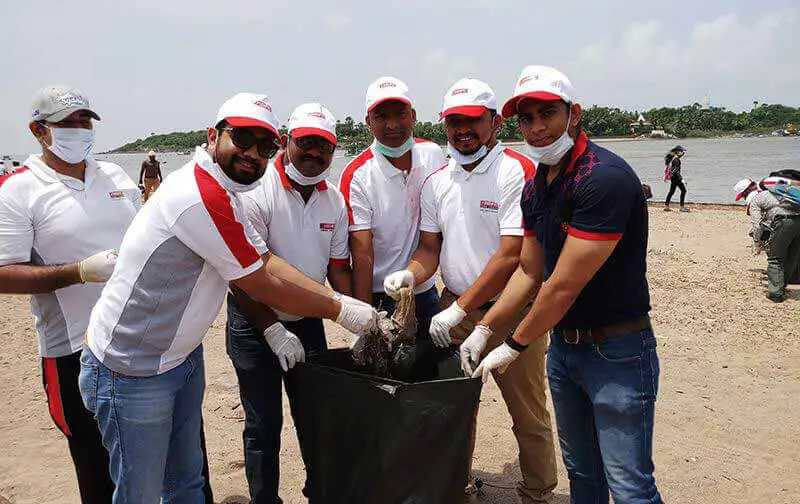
[472,343,520,383]
[263,322,305,372]
[429,301,467,348]
[335,294,379,334]
[383,270,415,300]
[78,249,118,283]
[459,325,492,375]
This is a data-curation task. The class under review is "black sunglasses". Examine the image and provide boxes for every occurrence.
[220,127,281,159]
[292,135,336,155]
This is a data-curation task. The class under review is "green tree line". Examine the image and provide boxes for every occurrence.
[111,103,800,154]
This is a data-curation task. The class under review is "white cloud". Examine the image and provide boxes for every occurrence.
[570,9,800,109]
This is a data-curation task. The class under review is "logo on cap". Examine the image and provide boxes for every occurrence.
[519,75,540,86]
[254,100,273,112]
[451,88,469,96]
[308,111,326,119]
[55,93,87,108]
[378,82,396,88]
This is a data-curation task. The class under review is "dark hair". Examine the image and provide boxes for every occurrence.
[215,119,228,130]
[664,152,674,165]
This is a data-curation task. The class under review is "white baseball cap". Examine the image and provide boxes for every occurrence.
[501,65,575,118]
[365,76,412,114]
[148,150,156,157]
[441,78,497,119]
[30,85,101,123]
[734,178,755,201]
[216,93,280,138]
[288,103,337,145]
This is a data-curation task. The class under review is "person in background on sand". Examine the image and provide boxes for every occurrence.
[0,159,6,176]
[747,182,800,303]
[227,103,352,504]
[0,85,136,504]
[468,65,662,504]
[138,149,162,201]
[79,92,377,503]
[338,76,447,340]
[664,145,688,212]
[384,77,558,504]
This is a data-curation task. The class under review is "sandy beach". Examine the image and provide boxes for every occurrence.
[0,205,798,504]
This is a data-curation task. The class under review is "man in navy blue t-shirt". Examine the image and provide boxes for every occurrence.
[460,66,662,504]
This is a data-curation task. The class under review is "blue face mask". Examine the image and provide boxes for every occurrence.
[373,136,414,158]
[447,143,488,166]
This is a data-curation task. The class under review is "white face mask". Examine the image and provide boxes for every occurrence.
[47,127,95,164]
[373,137,414,158]
[524,110,574,166]
[447,143,488,166]
[199,146,261,193]
[285,161,330,186]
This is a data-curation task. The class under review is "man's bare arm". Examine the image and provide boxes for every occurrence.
[327,262,353,297]
[0,263,82,294]
[406,231,442,287]
[478,236,545,334]
[456,236,522,313]
[349,230,374,303]
[510,236,618,345]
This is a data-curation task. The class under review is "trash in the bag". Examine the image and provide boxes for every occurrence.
[352,287,418,379]
[285,349,482,504]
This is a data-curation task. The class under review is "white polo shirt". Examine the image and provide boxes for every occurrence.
[0,155,141,358]
[243,152,349,322]
[420,144,535,296]
[339,139,446,294]
[87,148,268,376]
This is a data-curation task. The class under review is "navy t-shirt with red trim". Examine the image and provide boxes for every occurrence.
[521,132,650,330]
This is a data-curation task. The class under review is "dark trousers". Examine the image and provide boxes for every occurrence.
[42,351,115,504]
[767,215,800,298]
[226,297,327,504]
[665,177,686,206]
[371,286,441,341]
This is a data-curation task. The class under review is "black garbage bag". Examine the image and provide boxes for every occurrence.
[285,348,482,504]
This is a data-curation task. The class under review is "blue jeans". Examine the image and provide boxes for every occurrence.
[371,286,441,340]
[547,329,662,504]
[79,345,206,504]
[225,298,327,504]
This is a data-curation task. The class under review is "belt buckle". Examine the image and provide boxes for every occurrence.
[564,330,580,345]
[565,328,592,345]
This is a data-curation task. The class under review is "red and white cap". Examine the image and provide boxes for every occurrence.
[502,65,574,118]
[216,92,280,138]
[365,76,412,114]
[440,78,497,119]
[287,103,337,145]
[734,178,755,201]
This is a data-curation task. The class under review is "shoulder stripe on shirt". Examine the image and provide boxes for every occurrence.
[503,148,536,181]
[194,164,261,268]
[339,148,374,226]
[413,137,432,143]
[567,225,622,241]
[0,166,30,190]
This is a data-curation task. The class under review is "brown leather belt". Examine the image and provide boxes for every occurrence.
[553,316,651,345]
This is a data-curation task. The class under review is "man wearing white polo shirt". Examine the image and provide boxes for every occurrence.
[0,85,137,503]
[339,76,446,338]
[384,78,557,503]
[228,103,351,504]
[79,93,377,503]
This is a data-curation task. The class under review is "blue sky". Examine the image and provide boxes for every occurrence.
[1,0,798,152]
